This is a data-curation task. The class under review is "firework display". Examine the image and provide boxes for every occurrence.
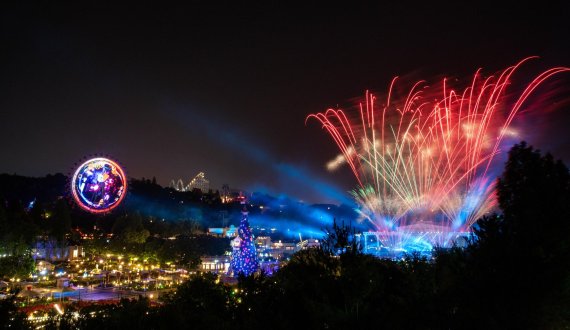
[308,58,569,254]
[71,157,127,213]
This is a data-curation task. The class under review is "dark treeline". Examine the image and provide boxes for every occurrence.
[0,172,359,237]
[0,176,236,277]
[2,142,569,329]
[0,173,240,231]
[0,169,357,278]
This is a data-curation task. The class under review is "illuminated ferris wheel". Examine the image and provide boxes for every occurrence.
[71,157,127,213]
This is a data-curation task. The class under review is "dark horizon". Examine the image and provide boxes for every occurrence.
[2,2,570,204]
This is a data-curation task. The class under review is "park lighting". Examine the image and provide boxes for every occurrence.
[54,304,64,315]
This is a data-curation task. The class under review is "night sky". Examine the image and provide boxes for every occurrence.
[2,2,569,203]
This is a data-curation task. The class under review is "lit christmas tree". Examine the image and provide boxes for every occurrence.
[230,196,259,277]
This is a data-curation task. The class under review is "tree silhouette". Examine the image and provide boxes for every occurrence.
[159,273,231,329]
[112,213,150,244]
[498,142,570,257]
[0,202,7,243]
[51,198,71,242]
[320,218,360,256]
[467,142,570,328]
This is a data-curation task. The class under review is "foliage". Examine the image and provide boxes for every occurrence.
[0,253,35,279]
[0,293,29,329]
[51,198,72,242]
[320,218,360,256]
[157,273,232,329]
[112,213,150,245]
[467,142,570,328]
[2,143,570,329]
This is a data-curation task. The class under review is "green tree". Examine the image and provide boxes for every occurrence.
[159,273,231,329]
[29,201,45,232]
[464,142,570,328]
[1,201,37,255]
[50,198,72,242]
[0,202,7,253]
[497,142,570,258]
[0,254,35,278]
[112,213,150,244]
[320,218,360,256]
[0,294,30,329]
[496,142,570,327]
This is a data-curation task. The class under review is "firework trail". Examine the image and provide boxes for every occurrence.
[308,57,569,239]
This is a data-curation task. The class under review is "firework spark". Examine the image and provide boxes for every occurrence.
[308,58,568,247]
